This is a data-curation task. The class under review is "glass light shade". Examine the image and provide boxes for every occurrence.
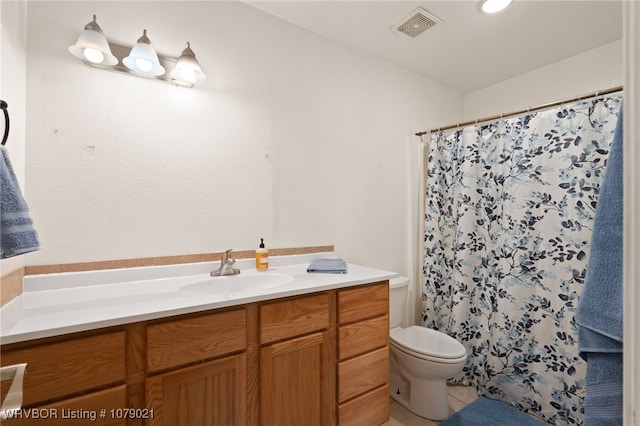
[83,47,104,63]
[68,15,118,66]
[123,30,165,77]
[482,0,512,13]
[170,42,207,85]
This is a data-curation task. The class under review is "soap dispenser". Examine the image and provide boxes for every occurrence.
[256,238,269,271]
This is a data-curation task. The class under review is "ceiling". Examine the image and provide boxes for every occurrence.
[245,1,623,94]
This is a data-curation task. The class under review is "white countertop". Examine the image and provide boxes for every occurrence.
[0,252,397,345]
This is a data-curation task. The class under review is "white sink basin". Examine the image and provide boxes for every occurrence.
[180,272,294,296]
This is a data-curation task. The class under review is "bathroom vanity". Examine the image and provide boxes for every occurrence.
[0,254,395,425]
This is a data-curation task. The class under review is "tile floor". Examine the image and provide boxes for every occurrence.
[383,385,479,426]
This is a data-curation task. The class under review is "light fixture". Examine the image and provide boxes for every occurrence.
[481,0,512,13]
[69,16,206,87]
[123,29,165,77]
[170,42,207,85]
[68,15,118,66]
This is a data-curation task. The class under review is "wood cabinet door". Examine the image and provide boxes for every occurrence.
[145,353,246,426]
[260,332,332,426]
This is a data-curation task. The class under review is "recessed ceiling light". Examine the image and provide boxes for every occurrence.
[482,0,512,14]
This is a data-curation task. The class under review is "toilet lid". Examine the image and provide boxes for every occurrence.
[390,326,466,360]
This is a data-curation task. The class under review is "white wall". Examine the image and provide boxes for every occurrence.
[24,1,463,276]
[464,40,623,120]
[0,0,28,277]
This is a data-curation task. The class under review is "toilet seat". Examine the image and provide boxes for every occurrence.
[390,326,466,364]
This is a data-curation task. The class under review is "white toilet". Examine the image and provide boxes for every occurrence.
[389,276,467,420]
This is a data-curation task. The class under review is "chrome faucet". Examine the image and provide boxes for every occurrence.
[211,249,241,276]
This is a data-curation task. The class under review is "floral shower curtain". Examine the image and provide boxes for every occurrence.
[422,96,622,425]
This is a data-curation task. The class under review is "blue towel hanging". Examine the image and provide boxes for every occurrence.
[576,107,623,426]
[1,146,40,258]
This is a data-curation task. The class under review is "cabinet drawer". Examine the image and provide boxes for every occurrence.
[1,332,126,406]
[1,385,128,426]
[338,282,388,325]
[338,346,389,403]
[147,309,246,372]
[260,294,329,344]
[339,315,388,360]
[338,384,389,426]
[2,385,129,426]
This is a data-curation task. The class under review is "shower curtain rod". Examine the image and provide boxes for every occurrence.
[415,85,623,137]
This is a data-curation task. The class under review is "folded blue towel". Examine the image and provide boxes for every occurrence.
[1,146,40,258]
[576,108,623,345]
[307,258,347,274]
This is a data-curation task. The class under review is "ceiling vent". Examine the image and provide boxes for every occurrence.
[393,7,443,38]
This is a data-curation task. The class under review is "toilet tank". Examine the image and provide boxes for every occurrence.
[389,276,409,329]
